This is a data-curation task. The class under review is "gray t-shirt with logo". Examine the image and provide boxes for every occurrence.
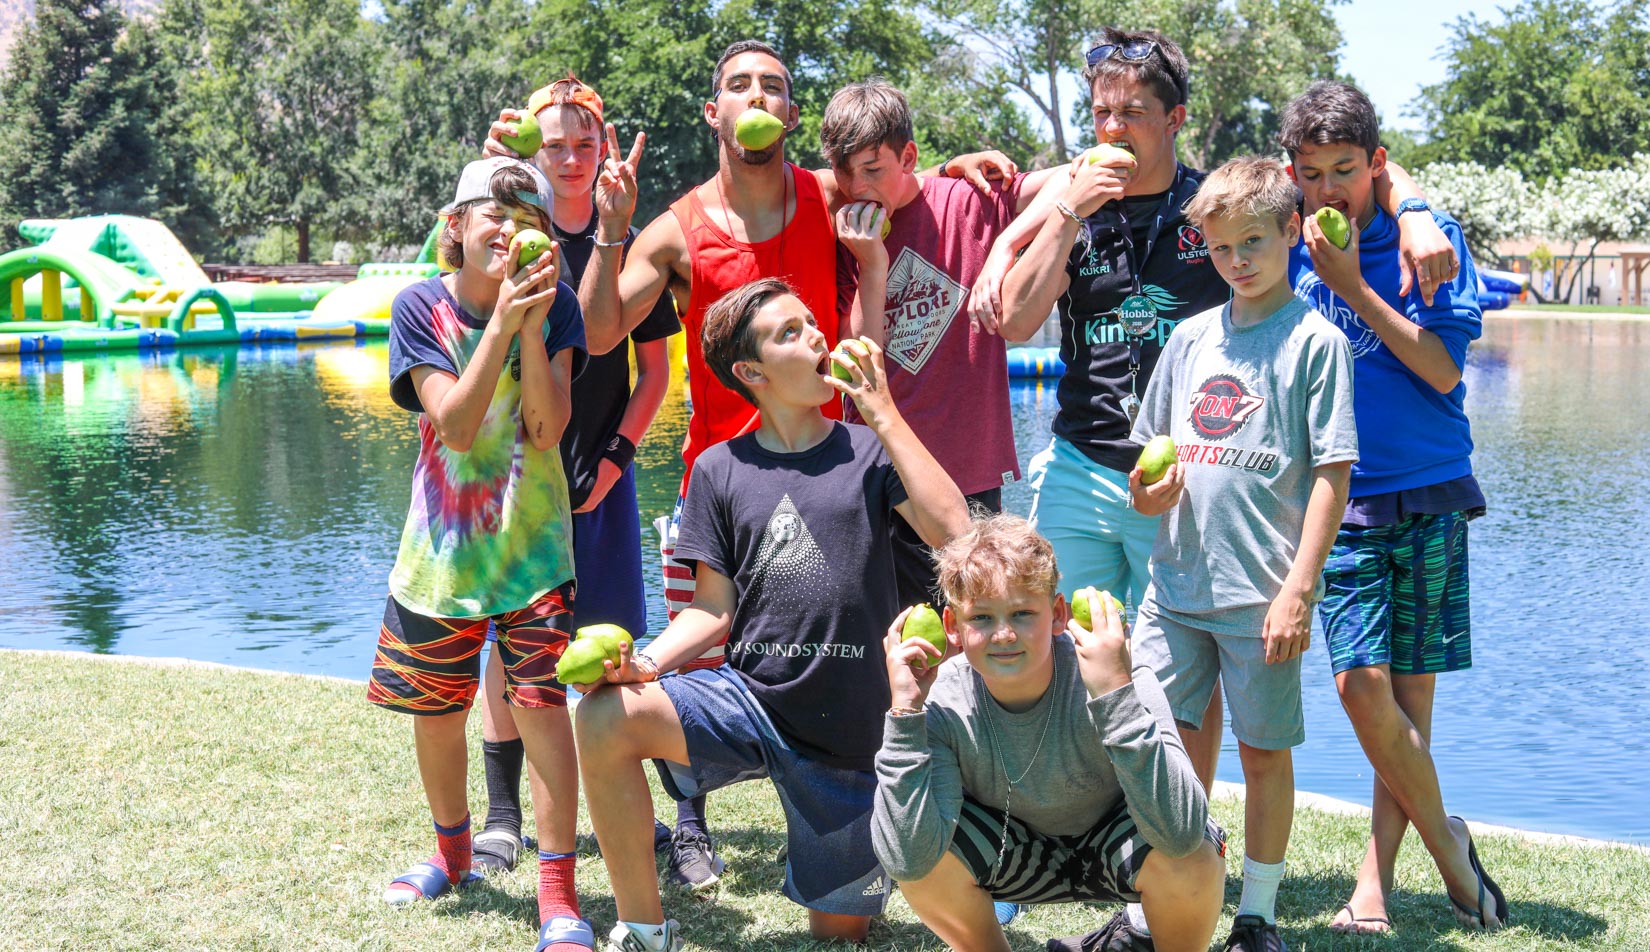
[1130,298,1358,635]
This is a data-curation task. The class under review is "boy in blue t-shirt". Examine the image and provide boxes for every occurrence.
[571,277,968,952]
[1130,156,1357,952]
[1281,80,1508,935]
[369,156,599,952]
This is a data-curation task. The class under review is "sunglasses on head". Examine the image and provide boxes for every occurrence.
[1085,39,1187,104]
[1085,39,1158,67]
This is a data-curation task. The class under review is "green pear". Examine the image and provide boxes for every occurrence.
[1085,143,1136,168]
[829,338,869,382]
[1137,434,1177,485]
[901,603,946,667]
[1315,206,1350,249]
[1069,586,1124,631]
[510,229,552,271]
[734,109,785,151]
[553,623,634,684]
[501,113,542,157]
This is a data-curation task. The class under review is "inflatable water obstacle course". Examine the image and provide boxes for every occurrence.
[0,215,442,357]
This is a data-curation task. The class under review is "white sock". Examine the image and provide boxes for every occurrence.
[1236,855,1286,924]
[1125,901,1151,935]
[614,921,670,952]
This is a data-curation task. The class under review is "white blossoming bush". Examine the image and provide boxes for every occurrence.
[1414,161,1535,263]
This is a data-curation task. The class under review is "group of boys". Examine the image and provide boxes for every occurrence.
[362,24,1506,952]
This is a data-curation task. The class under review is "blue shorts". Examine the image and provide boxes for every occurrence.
[489,465,646,645]
[653,667,888,916]
[1026,437,1160,607]
[1319,512,1473,676]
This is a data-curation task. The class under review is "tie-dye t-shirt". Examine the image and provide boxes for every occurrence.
[386,277,588,619]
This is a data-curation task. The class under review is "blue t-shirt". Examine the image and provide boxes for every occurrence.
[386,276,587,617]
[1288,208,1481,497]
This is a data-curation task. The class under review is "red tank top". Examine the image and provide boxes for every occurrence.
[669,164,840,492]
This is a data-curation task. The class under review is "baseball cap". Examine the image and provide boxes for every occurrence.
[527,76,604,126]
[438,156,554,217]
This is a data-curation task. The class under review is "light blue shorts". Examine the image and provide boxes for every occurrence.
[654,667,888,916]
[1026,436,1162,606]
[1131,595,1305,750]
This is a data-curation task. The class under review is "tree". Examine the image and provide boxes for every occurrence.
[173,0,381,262]
[1412,0,1650,182]
[0,0,179,247]
[351,0,532,247]
[1412,161,1534,266]
[1533,154,1650,303]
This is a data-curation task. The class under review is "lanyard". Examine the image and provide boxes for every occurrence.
[1112,163,1189,300]
[1099,164,1189,420]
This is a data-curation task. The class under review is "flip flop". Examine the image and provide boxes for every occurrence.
[1447,817,1510,931]
[1329,902,1393,935]
[382,861,483,904]
[473,829,526,872]
[537,915,595,951]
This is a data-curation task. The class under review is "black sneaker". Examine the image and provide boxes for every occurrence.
[1223,914,1286,952]
[653,818,672,854]
[1045,909,1154,952]
[665,828,725,891]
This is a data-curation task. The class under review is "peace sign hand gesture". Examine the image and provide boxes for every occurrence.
[595,122,646,241]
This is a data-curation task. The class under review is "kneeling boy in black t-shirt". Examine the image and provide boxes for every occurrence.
[573,277,969,952]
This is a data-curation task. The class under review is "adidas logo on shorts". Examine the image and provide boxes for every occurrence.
[862,876,886,896]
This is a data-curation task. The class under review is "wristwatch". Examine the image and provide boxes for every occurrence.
[1396,197,1430,217]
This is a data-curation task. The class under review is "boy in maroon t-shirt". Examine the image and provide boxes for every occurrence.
[825,79,1058,610]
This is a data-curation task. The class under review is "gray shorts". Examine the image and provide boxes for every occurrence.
[1131,596,1304,750]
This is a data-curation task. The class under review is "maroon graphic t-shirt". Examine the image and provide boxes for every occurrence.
[836,174,1024,496]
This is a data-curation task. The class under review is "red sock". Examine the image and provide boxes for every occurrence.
[433,815,472,884]
[538,850,580,926]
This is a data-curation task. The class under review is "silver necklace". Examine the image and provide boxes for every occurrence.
[975,670,1057,874]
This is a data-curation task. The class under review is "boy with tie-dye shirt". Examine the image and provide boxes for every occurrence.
[367,155,597,952]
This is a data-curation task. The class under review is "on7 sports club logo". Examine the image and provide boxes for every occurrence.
[1180,373,1279,474]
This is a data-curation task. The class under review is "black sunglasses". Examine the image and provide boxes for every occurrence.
[1085,39,1187,103]
[1085,39,1158,68]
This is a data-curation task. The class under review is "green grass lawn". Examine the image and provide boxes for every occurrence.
[1499,302,1650,315]
[4,650,1646,951]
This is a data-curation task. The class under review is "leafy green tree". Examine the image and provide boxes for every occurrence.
[1412,0,1650,180]
[351,0,532,247]
[173,0,381,261]
[0,0,184,247]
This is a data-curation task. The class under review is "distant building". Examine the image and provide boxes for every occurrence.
[1494,238,1650,308]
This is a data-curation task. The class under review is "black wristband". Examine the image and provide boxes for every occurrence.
[602,433,637,471]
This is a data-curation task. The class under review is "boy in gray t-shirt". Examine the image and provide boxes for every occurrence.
[1128,156,1356,952]
[873,513,1226,952]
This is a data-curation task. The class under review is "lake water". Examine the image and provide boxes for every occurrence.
[2,319,1647,845]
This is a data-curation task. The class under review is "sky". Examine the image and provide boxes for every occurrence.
[1335,0,1507,133]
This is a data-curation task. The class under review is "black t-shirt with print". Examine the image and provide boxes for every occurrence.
[673,422,909,771]
[1053,164,1229,473]
[555,209,681,509]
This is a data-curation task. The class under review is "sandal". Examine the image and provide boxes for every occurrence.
[1329,902,1392,935]
[537,915,595,951]
[1447,818,1509,930]
[382,860,483,904]
[473,829,529,872]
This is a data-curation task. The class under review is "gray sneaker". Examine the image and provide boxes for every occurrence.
[605,920,684,952]
[1045,909,1154,952]
[665,828,726,890]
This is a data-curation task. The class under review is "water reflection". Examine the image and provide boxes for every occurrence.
[0,319,1646,843]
